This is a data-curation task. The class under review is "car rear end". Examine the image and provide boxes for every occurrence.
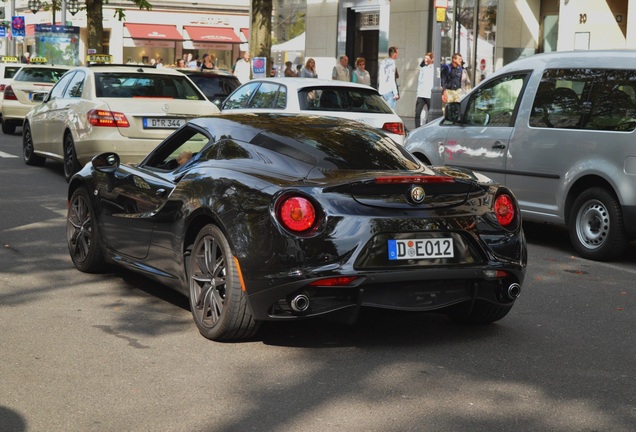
[2,65,70,125]
[76,67,219,164]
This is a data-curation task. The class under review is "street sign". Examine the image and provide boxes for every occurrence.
[12,16,25,37]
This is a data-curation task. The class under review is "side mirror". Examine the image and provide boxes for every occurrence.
[444,102,462,123]
[92,152,120,174]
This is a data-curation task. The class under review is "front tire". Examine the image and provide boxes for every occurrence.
[2,119,17,135]
[63,133,81,182]
[23,122,46,166]
[188,224,259,341]
[67,188,106,273]
[569,187,628,261]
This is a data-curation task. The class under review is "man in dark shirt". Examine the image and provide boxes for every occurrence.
[441,53,463,103]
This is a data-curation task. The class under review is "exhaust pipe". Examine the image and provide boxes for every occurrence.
[507,283,521,300]
[289,294,310,313]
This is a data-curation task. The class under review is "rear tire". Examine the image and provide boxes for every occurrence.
[2,120,16,135]
[23,122,46,166]
[188,224,259,341]
[63,133,81,181]
[568,187,628,261]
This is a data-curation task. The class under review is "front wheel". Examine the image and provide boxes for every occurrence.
[23,122,46,166]
[67,188,106,273]
[63,133,81,182]
[188,225,259,341]
[568,187,628,261]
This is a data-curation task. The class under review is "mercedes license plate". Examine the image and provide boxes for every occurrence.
[143,118,185,129]
[388,238,454,260]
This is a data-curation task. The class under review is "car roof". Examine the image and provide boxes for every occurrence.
[247,77,376,90]
[175,68,237,77]
[494,49,636,76]
[78,64,188,75]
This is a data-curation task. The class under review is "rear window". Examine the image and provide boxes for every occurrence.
[187,74,240,98]
[299,87,394,114]
[14,67,67,83]
[95,72,206,100]
[3,66,21,79]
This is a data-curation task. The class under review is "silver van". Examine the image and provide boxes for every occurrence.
[405,50,636,261]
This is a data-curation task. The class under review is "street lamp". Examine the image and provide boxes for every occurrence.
[67,0,80,16]
[28,0,42,14]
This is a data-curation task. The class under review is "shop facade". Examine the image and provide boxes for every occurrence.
[10,1,250,70]
[306,0,634,117]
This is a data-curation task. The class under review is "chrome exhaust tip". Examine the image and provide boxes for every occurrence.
[289,294,310,313]
[507,283,521,300]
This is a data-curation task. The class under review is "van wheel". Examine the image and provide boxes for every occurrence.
[569,187,628,261]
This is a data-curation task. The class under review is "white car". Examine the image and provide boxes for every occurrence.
[221,78,405,144]
[2,62,71,134]
[23,64,220,180]
[0,58,23,120]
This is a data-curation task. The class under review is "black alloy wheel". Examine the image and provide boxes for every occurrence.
[67,188,106,273]
[63,133,81,181]
[23,122,46,166]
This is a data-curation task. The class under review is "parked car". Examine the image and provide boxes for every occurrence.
[23,63,219,181]
[0,57,23,121]
[66,113,527,341]
[221,77,406,144]
[177,68,240,108]
[2,61,71,134]
[405,50,636,261]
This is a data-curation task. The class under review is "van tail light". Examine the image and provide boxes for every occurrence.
[87,109,130,127]
[494,193,516,227]
[3,85,17,101]
[382,122,405,136]
[277,196,317,232]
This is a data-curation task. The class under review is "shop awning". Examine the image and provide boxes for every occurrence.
[241,28,249,41]
[184,26,242,43]
[124,23,183,40]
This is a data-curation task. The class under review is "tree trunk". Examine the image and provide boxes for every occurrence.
[85,0,105,55]
[250,0,273,61]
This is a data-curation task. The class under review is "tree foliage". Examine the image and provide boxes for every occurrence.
[85,0,152,54]
[250,0,273,61]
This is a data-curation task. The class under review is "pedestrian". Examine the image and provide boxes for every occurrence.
[188,54,199,69]
[415,52,434,128]
[377,46,400,109]
[461,62,471,94]
[22,52,30,64]
[351,57,371,86]
[296,64,302,75]
[200,53,216,71]
[284,61,297,77]
[299,58,318,78]
[176,58,185,68]
[332,55,350,81]
[156,58,164,68]
[441,52,464,103]
[234,51,252,84]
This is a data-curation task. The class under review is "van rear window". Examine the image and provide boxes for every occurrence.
[530,68,636,132]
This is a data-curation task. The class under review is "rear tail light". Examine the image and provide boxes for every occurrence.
[3,85,17,101]
[382,122,405,135]
[494,193,516,227]
[277,196,317,232]
[308,276,358,287]
[375,175,455,184]
[87,109,130,127]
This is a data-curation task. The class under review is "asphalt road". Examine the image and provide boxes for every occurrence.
[1,129,635,432]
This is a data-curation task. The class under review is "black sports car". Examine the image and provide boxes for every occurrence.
[67,113,527,341]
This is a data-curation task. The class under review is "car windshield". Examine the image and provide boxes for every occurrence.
[3,66,21,79]
[95,72,206,100]
[14,67,68,83]
[299,87,394,113]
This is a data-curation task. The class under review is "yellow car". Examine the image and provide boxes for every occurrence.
[23,63,219,180]
[2,62,71,134]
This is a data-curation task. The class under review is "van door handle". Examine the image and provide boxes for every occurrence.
[492,141,506,149]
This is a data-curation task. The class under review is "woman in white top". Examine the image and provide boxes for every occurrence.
[299,58,318,78]
[351,57,371,86]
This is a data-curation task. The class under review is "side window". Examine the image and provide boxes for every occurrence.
[275,86,287,109]
[530,68,586,129]
[249,83,281,109]
[464,74,526,127]
[143,126,210,170]
[64,71,85,98]
[586,69,636,132]
[47,72,75,101]
[222,82,260,109]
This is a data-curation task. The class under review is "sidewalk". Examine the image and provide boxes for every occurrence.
[400,116,416,134]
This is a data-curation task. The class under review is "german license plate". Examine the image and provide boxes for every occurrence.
[388,238,454,260]
[143,118,185,129]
